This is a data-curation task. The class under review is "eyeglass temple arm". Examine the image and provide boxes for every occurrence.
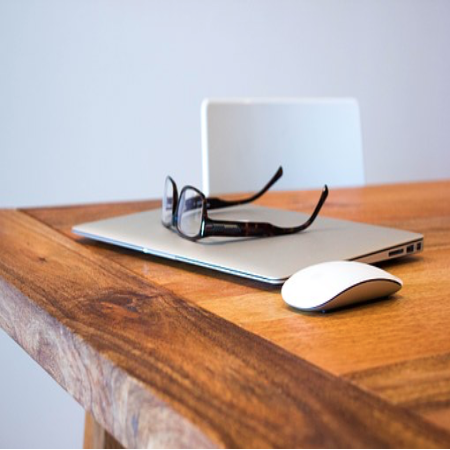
[205,166,283,210]
[203,185,329,238]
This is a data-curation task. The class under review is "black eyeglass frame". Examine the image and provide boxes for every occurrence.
[175,184,329,241]
[162,166,284,229]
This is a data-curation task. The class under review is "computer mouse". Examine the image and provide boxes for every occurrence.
[281,261,402,312]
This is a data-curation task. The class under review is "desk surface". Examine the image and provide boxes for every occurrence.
[1,181,450,448]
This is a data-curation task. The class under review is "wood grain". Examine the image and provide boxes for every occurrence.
[345,353,450,433]
[26,182,450,373]
[1,206,450,447]
[24,181,450,438]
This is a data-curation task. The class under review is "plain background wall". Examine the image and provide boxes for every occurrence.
[1,0,450,209]
[1,0,449,447]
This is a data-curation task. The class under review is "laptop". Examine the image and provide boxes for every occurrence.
[72,204,423,285]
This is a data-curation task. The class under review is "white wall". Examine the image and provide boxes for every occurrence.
[0,1,449,448]
[1,0,450,209]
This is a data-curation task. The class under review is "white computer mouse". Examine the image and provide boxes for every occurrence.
[281,261,402,312]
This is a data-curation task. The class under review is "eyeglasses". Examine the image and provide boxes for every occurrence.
[162,167,329,241]
[162,166,284,228]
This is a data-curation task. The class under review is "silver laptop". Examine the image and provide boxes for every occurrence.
[73,205,423,285]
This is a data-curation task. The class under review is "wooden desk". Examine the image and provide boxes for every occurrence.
[1,181,450,448]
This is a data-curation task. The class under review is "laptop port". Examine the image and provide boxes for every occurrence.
[406,244,414,254]
[417,242,422,251]
[389,248,404,257]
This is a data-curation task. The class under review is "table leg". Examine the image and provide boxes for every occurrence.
[83,412,124,449]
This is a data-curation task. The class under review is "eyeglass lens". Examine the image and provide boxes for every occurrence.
[177,188,204,238]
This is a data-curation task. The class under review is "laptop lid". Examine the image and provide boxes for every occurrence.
[72,205,423,285]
